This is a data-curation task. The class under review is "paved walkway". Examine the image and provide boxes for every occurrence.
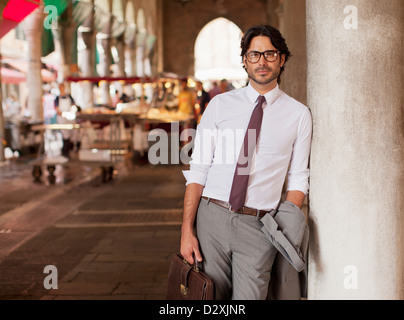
[0,155,186,300]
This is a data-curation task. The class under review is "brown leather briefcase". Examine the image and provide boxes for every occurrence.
[166,253,214,300]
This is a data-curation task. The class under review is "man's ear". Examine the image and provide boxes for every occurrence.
[242,55,247,70]
[280,54,286,67]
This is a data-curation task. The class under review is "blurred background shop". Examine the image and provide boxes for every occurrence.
[0,0,249,163]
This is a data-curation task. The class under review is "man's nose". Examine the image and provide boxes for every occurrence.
[258,54,268,65]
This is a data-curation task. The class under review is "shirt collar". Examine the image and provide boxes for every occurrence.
[246,82,281,107]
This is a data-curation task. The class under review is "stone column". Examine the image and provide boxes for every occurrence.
[52,1,75,85]
[155,0,164,75]
[23,6,44,121]
[306,0,404,299]
[279,0,307,105]
[123,0,137,76]
[96,0,113,106]
[124,25,136,76]
[78,0,95,109]
[266,0,280,28]
[114,34,126,77]
[0,0,8,161]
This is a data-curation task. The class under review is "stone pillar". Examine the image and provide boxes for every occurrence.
[23,6,44,121]
[124,25,137,76]
[266,0,280,28]
[114,34,126,77]
[306,0,404,299]
[135,29,146,77]
[124,0,137,76]
[156,0,164,75]
[0,0,8,161]
[78,0,95,109]
[97,0,113,106]
[52,2,75,85]
[279,0,307,105]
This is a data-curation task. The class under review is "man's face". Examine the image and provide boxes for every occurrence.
[243,36,285,89]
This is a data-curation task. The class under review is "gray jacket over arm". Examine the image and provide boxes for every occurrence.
[261,201,309,300]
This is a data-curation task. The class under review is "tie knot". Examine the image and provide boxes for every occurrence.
[257,95,266,106]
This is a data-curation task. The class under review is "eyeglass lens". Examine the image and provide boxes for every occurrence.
[246,51,278,63]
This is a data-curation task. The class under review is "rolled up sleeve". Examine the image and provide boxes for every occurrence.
[286,108,313,195]
[182,98,218,186]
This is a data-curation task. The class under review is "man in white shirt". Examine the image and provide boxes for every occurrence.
[55,83,76,158]
[180,25,312,300]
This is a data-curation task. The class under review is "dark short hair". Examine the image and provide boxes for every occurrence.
[240,25,292,84]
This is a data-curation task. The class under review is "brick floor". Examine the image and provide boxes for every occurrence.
[0,156,185,300]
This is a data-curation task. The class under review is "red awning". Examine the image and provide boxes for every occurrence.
[1,67,25,84]
[66,76,154,84]
[5,59,57,82]
[0,0,40,39]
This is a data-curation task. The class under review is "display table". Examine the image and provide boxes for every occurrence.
[28,122,122,184]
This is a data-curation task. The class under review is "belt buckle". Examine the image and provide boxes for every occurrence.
[228,204,235,213]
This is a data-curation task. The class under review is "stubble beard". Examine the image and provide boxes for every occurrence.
[246,64,281,86]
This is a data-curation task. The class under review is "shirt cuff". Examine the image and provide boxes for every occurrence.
[286,171,310,195]
[182,170,207,187]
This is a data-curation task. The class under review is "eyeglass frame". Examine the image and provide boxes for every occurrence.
[244,50,281,63]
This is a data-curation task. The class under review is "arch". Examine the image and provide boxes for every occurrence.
[161,0,268,77]
[194,17,246,86]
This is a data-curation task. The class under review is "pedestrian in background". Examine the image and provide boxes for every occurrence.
[195,80,210,123]
[55,83,75,158]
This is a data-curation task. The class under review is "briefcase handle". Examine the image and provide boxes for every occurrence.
[181,254,201,272]
[179,253,204,297]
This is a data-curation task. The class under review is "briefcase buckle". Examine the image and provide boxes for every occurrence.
[181,284,188,296]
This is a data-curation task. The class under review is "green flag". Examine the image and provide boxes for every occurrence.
[41,0,68,57]
[44,0,68,16]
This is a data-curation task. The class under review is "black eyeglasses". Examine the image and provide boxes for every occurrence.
[245,50,280,63]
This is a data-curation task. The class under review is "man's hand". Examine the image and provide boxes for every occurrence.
[285,190,308,221]
[180,230,202,265]
[180,183,204,265]
[285,190,305,209]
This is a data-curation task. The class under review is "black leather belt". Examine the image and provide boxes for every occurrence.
[202,196,269,219]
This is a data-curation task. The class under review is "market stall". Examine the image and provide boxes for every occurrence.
[68,75,196,164]
[28,75,197,183]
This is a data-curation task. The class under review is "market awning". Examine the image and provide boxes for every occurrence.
[5,59,57,82]
[1,59,57,83]
[66,75,153,84]
[1,66,25,83]
[0,0,40,39]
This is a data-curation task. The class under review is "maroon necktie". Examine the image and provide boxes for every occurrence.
[229,95,266,211]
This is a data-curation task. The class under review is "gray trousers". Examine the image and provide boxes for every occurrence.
[196,197,278,300]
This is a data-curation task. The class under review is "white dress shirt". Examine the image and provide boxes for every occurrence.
[183,83,312,211]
